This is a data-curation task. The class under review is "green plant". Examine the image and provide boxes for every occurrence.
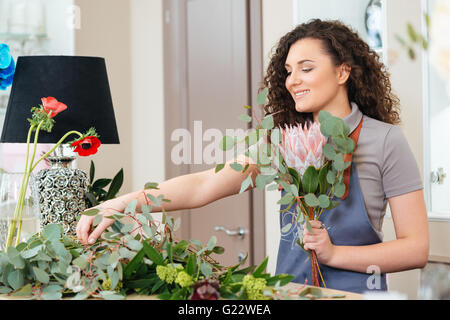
[85,160,124,207]
[0,183,297,300]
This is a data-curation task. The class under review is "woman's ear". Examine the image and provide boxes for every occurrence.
[337,64,351,85]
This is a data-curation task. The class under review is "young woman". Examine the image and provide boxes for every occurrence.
[76,19,429,294]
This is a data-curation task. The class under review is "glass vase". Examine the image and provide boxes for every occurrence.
[0,171,40,251]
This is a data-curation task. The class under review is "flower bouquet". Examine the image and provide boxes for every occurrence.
[4,97,101,250]
[218,89,355,288]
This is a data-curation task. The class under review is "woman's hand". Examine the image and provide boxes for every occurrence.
[302,220,335,265]
[76,201,118,245]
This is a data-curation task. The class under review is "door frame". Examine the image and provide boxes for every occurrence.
[162,0,265,265]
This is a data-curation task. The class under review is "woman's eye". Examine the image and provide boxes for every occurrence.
[286,71,291,76]
[302,68,313,73]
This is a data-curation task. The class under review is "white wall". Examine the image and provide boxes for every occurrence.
[262,0,294,277]
[73,0,165,194]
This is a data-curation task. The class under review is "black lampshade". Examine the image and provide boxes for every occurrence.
[0,56,120,144]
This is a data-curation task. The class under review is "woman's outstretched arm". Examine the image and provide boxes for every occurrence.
[76,156,258,245]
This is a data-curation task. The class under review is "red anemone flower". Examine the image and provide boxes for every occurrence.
[72,136,101,156]
[41,97,68,118]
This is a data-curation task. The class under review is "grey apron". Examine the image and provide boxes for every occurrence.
[275,161,388,293]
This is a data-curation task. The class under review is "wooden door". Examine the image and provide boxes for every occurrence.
[163,0,265,267]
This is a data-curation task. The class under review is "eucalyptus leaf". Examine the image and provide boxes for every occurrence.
[219,135,235,151]
[257,87,268,105]
[334,182,346,198]
[200,262,213,277]
[33,267,50,284]
[304,193,320,207]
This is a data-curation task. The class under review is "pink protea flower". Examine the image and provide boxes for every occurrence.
[279,122,327,176]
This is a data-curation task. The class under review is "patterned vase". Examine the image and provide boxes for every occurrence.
[35,156,88,235]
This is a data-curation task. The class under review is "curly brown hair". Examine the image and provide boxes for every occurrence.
[262,19,400,127]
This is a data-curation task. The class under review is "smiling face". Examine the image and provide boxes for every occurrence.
[284,37,351,121]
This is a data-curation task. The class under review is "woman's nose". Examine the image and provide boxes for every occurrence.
[288,70,302,86]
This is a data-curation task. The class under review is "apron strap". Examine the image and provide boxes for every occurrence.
[341,116,363,200]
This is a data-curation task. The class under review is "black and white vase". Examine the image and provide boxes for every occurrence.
[35,156,88,235]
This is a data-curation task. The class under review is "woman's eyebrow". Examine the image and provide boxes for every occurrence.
[284,59,315,68]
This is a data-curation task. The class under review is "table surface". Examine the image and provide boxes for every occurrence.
[0,282,363,300]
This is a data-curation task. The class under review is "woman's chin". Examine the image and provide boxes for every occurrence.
[295,104,313,113]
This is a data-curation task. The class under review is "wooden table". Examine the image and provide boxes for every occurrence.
[0,282,363,300]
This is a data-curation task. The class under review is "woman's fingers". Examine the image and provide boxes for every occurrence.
[76,215,94,245]
[86,217,114,244]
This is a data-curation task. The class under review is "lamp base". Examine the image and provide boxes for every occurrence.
[35,156,88,235]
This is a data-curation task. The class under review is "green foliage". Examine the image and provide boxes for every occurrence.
[85,160,124,207]
[395,15,430,60]
[0,185,297,300]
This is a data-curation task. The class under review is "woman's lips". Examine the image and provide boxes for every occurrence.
[293,89,310,100]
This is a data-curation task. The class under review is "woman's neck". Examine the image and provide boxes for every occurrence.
[313,91,352,122]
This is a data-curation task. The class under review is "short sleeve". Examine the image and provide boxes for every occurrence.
[381,125,423,198]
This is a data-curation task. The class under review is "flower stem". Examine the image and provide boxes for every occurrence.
[30,130,83,173]
[15,120,46,245]
[5,124,35,251]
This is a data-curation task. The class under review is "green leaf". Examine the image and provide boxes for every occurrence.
[215,163,225,173]
[281,223,292,233]
[219,135,235,151]
[125,199,138,215]
[144,182,159,190]
[302,166,319,194]
[89,160,95,184]
[123,248,146,278]
[33,266,50,284]
[42,224,62,242]
[7,270,24,290]
[318,195,330,208]
[142,242,165,265]
[229,162,243,172]
[277,192,295,205]
[261,115,274,130]
[334,182,346,198]
[105,168,124,200]
[92,178,112,190]
[257,87,268,105]
[326,170,336,184]
[72,255,89,269]
[212,246,225,255]
[332,153,345,171]
[239,173,254,194]
[270,128,282,145]
[0,286,12,294]
[304,193,320,207]
[407,23,418,42]
[253,256,268,277]
[206,236,217,251]
[127,239,143,251]
[10,283,31,296]
[82,208,100,216]
[238,114,252,123]
[305,218,313,234]
[323,144,336,160]
[7,247,25,269]
[186,253,197,275]
[318,163,330,194]
[21,244,44,259]
[200,262,213,277]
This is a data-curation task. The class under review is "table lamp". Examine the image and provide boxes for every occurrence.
[0,55,120,235]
